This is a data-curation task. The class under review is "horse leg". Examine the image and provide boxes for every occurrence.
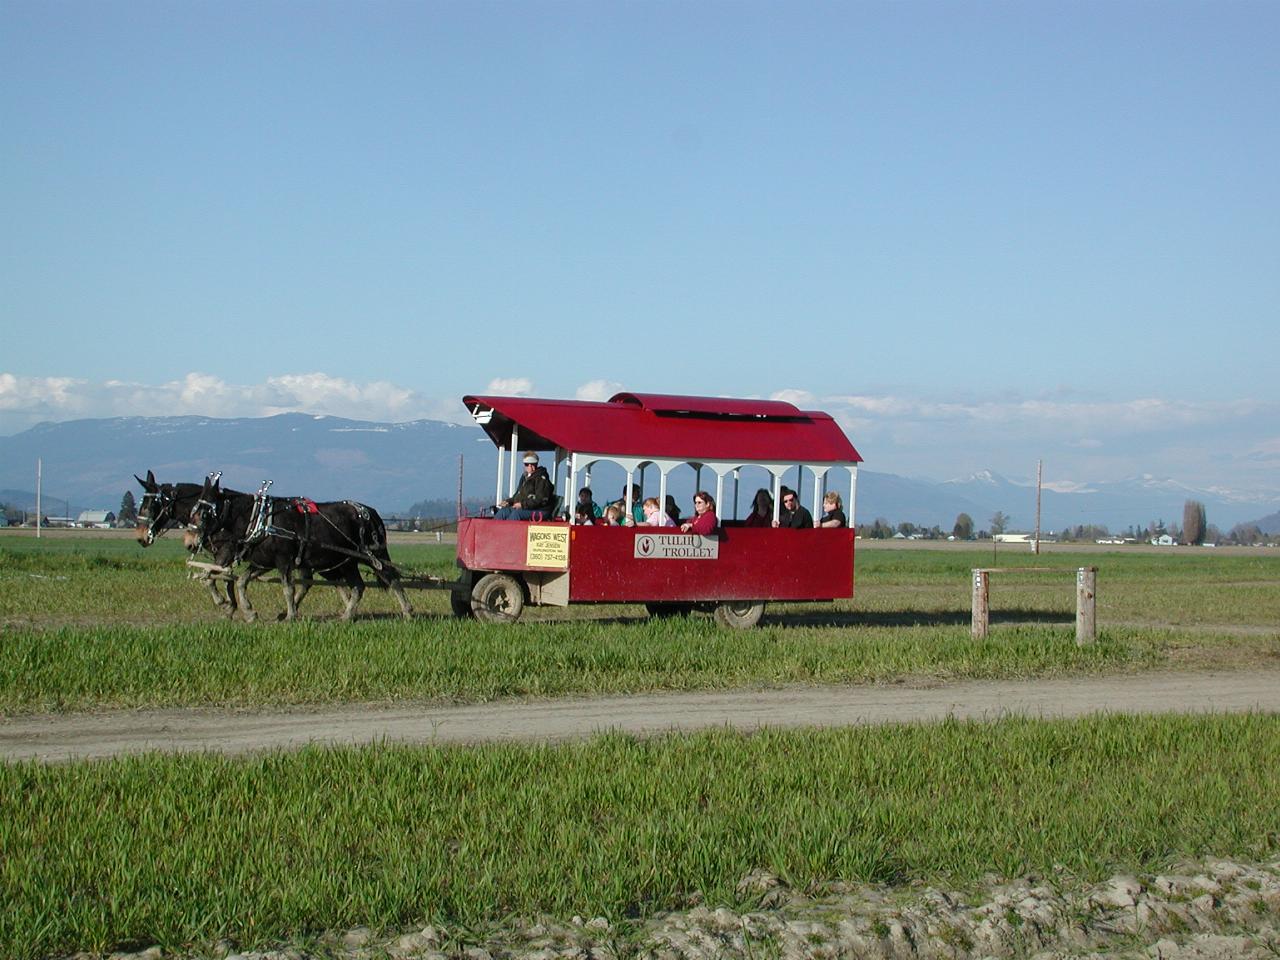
[339,571,364,621]
[371,552,413,619]
[330,572,354,618]
[203,577,234,615]
[235,570,260,623]
[292,566,314,610]
[366,552,409,619]
[277,563,299,622]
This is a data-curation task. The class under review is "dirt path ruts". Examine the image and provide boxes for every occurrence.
[3,669,1279,763]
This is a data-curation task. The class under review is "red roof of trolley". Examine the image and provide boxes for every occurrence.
[463,392,862,464]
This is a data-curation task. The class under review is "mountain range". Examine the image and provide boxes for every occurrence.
[2,414,1278,533]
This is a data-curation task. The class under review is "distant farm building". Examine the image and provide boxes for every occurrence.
[993,533,1033,544]
[76,510,116,529]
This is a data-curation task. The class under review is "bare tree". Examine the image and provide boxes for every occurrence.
[1182,500,1206,545]
[990,511,1009,536]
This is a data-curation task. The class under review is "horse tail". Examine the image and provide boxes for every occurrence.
[344,501,401,578]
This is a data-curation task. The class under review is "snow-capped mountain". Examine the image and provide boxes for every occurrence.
[940,471,1280,532]
[2,416,1278,531]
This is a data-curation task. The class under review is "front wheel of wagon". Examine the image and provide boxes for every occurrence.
[471,573,525,623]
[713,600,765,629]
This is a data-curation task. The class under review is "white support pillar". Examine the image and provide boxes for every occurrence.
[849,465,858,530]
[771,473,782,523]
[714,473,725,519]
[507,425,520,502]
[495,445,506,507]
[624,469,635,522]
[565,453,576,522]
[732,468,741,520]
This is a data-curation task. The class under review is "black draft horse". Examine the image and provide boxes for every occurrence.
[135,470,240,612]
[187,475,413,622]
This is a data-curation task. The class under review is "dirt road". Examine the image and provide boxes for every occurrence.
[4,669,1278,763]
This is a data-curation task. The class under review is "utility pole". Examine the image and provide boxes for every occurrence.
[35,458,42,539]
[1034,459,1043,555]
[456,455,464,522]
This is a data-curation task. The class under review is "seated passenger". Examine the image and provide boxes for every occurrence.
[816,491,847,528]
[743,488,773,527]
[575,486,602,522]
[642,496,676,527]
[493,453,555,520]
[773,486,813,529]
[602,504,625,526]
[611,484,645,525]
[680,491,718,535]
[664,495,681,526]
[574,505,595,525]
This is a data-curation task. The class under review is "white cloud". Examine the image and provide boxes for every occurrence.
[484,377,533,396]
[821,393,1266,433]
[575,379,624,402]
[3,373,1276,495]
[0,371,469,434]
[769,388,815,407]
[1245,438,1280,462]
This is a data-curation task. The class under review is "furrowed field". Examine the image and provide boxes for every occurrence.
[1,532,1278,959]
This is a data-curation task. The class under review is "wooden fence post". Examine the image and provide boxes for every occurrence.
[1076,566,1097,645]
[971,569,990,639]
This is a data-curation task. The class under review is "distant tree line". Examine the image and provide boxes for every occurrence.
[851,500,1271,547]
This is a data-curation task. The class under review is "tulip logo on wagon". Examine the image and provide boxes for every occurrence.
[633,532,719,559]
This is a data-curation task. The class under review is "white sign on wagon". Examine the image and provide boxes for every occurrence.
[633,532,719,560]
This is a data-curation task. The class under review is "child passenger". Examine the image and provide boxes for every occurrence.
[642,496,676,527]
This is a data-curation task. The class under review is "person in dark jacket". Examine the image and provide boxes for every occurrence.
[816,491,847,528]
[773,486,813,529]
[494,452,555,520]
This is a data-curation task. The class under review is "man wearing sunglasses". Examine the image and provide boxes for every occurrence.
[772,486,813,529]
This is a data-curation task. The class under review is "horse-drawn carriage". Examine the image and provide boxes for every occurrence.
[136,391,862,628]
[450,392,862,627]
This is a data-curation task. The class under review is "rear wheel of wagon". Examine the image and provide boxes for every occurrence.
[471,573,525,623]
[713,600,765,629]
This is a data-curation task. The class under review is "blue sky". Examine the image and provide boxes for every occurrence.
[3,1,1277,495]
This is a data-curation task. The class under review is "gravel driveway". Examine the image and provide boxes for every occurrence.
[4,668,1278,763]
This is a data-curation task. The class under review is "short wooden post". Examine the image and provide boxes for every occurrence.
[1076,566,1097,645]
[971,569,990,639]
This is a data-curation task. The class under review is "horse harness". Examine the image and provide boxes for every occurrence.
[217,481,384,572]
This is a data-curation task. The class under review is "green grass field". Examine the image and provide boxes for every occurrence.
[1,536,1276,712]
[2,535,1278,959]
[4,715,1280,960]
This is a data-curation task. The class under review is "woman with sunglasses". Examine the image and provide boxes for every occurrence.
[680,491,718,535]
